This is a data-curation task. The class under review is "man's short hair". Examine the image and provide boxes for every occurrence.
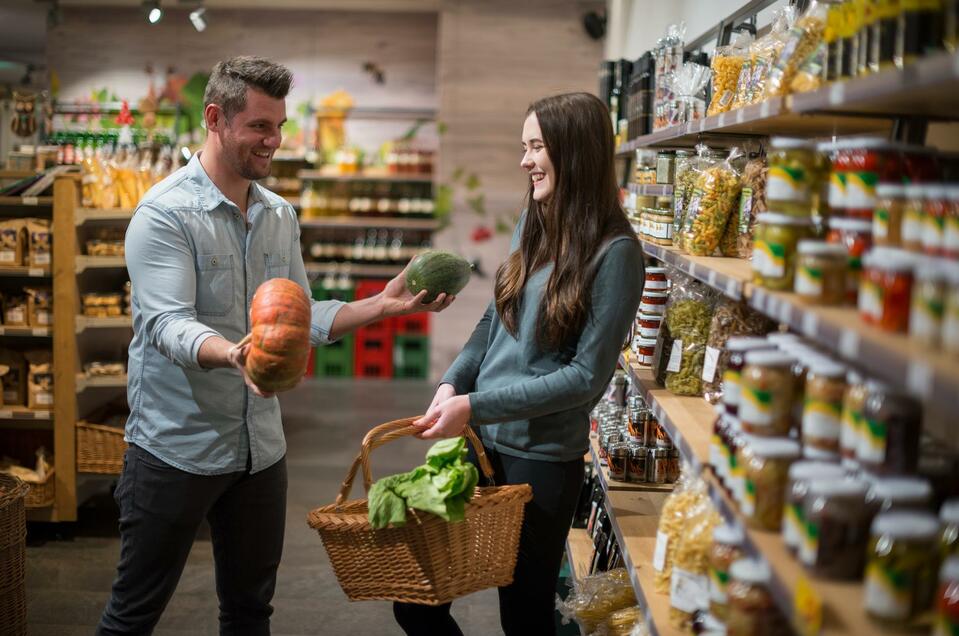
[204,56,293,120]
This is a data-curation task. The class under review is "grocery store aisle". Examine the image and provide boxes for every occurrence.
[24,379,503,636]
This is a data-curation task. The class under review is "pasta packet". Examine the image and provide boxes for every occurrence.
[669,497,722,630]
[707,31,752,116]
[663,278,716,397]
[671,62,711,127]
[720,154,767,258]
[653,472,707,594]
[701,298,776,404]
[733,6,797,108]
[683,147,744,257]
[765,0,829,98]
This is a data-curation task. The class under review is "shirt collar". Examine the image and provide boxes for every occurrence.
[188,151,271,212]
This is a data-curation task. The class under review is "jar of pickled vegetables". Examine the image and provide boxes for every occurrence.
[801,478,871,579]
[722,337,776,418]
[827,216,873,304]
[741,436,801,531]
[874,183,907,247]
[842,140,904,219]
[709,524,746,621]
[866,476,934,515]
[795,240,848,305]
[858,247,915,332]
[767,138,818,217]
[859,382,922,475]
[902,184,927,252]
[934,556,959,636]
[923,185,949,257]
[802,358,847,456]
[911,256,948,348]
[864,512,940,623]
[752,213,813,290]
[783,461,846,555]
[740,351,797,438]
[839,370,868,468]
[727,559,782,636]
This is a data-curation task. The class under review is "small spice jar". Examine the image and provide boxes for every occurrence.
[923,185,949,257]
[910,256,948,348]
[640,290,669,315]
[740,350,797,437]
[607,439,629,481]
[902,184,927,252]
[708,524,746,622]
[874,183,907,247]
[726,558,782,636]
[859,383,922,475]
[722,337,776,417]
[741,436,802,531]
[649,447,669,484]
[864,511,940,623]
[800,478,871,579]
[801,358,847,455]
[752,213,814,290]
[935,556,959,636]
[839,370,868,469]
[827,216,873,304]
[627,439,648,483]
[656,151,676,184]
[782,462,846,555]
[767,137,818,217]
[637,312,663,338]
[644,266,669,290]
[940,499,959,559]
[794,240,848,305]
[636,337,658,367]
[866,476,934,515]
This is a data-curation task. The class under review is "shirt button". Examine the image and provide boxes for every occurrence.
[211,257,218,266]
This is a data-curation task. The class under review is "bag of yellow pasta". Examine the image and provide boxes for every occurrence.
[653,472,707,594]
[682,147,743,257]
[765,0,829,98]
[707,31,752,116]
[669,498,722,631]
[558,568,637,634]
[733,7,796,108]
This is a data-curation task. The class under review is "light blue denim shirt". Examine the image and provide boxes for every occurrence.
[124,153,343,475]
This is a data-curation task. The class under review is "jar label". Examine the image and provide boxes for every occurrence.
[874,206,891,239]
[783,502,804,550]
[752,239,786,279]
[708,566,729,605]
[653,530,669,571]
[795,264,824,297]
[799,520,819,566]
[922,213,946,254]
[840,407,863,457]
[864,562,912,619]
[945,215,959,258]
[702,346,720,383]
[846,171,879,209]
[859,417,888,464]
[640,302,665,315]
[910,295,944,344]
[933,616,959,636]
[639,326,661,338]
[670,567,710,614]
[667,339,683,373]
[802,400,842,439]
[768,165,811,203]
[730,461,745,504]
[944,306,959,353]
[859,279,884,322]
[644,279,670,290]
[740,386,774,427]
[742,477,756,517]
[828,172,847,209]
[902,205,923,244]
[723,370,742,408]
[639,351,654,366]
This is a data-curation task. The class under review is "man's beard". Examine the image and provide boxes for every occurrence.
[223,135,270,180]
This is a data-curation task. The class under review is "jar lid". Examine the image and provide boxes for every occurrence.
[836,137,901,151]
[758,212,815,226]
[876,183,908,197]
[845,369,864,385]
[868,477,933,502]
[766,333,801,347]
[941,556,959,583]
[744,350,796,367]
[802,446,842,462]
[788,460,846,481]
[642,290,669,298]
[638,312,664,321]
[944,184,959,200]
[713,523,745,546]
[870,511,940,540]
[923,185,947,198]
[940,499,959,524]
[637,337,658,346]
[646,267,668,275]
[770,137,816,150]
[915,256,949,282]
[943,261,959,287]
[904,183,927,197]
[725,336,775,352]
[729,558,771,584]
[747,436,801,459]
[827,217,873,233]
[867,247,916,273]
[797,240,848,257]
[807,477,869,498]
[864,378,891,393]
[807,358,846,378]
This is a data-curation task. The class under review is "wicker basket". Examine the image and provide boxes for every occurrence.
[0,474,28,636]
[77,421,127,474]
[308,417,532,605]
[22,468,54,509]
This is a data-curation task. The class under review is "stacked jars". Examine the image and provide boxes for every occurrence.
[633,267,668,366]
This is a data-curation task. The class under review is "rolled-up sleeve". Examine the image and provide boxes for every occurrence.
[125,204,222,370]
[287,218,344,346]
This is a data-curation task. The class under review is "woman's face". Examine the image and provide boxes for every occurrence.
[521,112,555,202]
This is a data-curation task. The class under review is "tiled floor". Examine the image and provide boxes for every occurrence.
[24,379,519,635]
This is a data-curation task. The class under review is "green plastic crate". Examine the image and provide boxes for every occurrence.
[314,334,354,377]
[311,284,355,304]
[393,334,429,379]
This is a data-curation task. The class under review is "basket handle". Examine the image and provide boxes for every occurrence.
[334,416,494,506]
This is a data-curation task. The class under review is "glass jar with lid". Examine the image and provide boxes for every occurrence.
[795,240,848,304]
[902,184,927,252]
[866,476,933,515]
[843,139,903,219]
[858,247,916,332]
[640,289,669,315]
[752,213,814,290]
[935,556,959,636]
[859,383,921,475]
[782,461,846,555]
[726,558,783,636]
[839,370,868,469]
[644,266,669,290]
[722,337,776,417]
[940,499,959,559]
[627,439,648,483]
[910,256,948,348]
[802,358,847,455]
[864,511,940,623]
[778,343,820,432]
[767,138,818,217]
[801,478,871,579]
[923,185,949,257]
[607,439,629,481]
[648,447,669,484]
[635,336,657,367]
[944,262,959,355]
[708,524,746,622]
[637,312,663,338]
[656,151,677,184]
[874,183,907,247]
[740,350,797,437]
[741,436,802,531]
[827,216,873,304]
[634,148,658,184]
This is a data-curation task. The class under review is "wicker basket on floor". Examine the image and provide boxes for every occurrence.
[0,474,28,636]
[77,421,127,474]
[22,467,54,509]
[308,417,532,605]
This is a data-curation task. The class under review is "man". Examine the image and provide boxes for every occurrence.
[96,56,453,635]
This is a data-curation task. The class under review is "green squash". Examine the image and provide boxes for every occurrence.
[405,250,472,303]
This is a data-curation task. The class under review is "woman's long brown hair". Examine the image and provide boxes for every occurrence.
[494,92,634,351]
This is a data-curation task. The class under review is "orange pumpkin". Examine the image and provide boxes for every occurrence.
[245,278,312,393]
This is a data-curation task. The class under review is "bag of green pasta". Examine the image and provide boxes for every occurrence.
[651,266,689,387]
[683,147,744,257]
[663,277,716,396]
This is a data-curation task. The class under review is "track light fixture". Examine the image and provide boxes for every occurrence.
[190,6,207,32]
[143,0,162,24]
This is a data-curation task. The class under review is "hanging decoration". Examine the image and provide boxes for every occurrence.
[11,90,38,138]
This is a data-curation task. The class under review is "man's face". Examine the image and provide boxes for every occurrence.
[218,87,286,181]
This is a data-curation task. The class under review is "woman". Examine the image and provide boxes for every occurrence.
[395,92,643,635]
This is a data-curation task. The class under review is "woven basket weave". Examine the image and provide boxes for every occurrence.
[0,474,28,636]
[22,468,53,509]
[308,417,532,605]
[77,421,127,474]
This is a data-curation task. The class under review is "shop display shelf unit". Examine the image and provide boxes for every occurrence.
[626,184,673,197]
[298,216,440,231]
[565,527,593,590]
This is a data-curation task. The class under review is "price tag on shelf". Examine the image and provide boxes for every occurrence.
[751,288,766,314]
[802,312,819,338]
[36,411,51,419]
[22,196,38,206]
[725,278,740,300]
[31,328,47,337]
[667,340,683,373]
[28,268,43,277]
[718,113,727,128]
[707,270,717,287]
[839,330,860,359]
[0,410,11,419]
[760,101,771,119]
[907,361,933,400]
[829,82,846,106]
[736,109,745,124]
[688,261,697,277]
[794,575,824,636]
[766,295,780,320]
[778,301,793,325]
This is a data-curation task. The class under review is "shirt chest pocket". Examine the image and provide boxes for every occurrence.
[195,253,235,316]
[264,251,290,280]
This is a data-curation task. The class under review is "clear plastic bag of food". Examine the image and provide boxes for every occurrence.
[671,62,711,127]
[654,471,707,594]
[683,148,744,257]
[720,155,767,258]
[668,497,722,630]
[672,144,709,250]
[707,31,753,116]
[603,605,644,636]
[701,298,776,404]
[651,267,689,386]
[733,7,796,108]
[765,1,829,98]
[789,41,826,94]
[557,568,637,634]
[663,281,715,397]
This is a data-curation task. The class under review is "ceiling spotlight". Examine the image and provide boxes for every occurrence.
[189,7,207,32]
[143,0,162,24]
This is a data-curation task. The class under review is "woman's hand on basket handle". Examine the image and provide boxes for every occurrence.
[414,392,471,440]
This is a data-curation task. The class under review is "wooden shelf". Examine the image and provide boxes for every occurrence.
[0,265,51,278]
[305,262,402,278]
[74,207,135,225]
[0,325,51,337]
[0,406,52,420]
[565,528,594,589]
[298,168,433,183]
[589,434,675,494]
[299,216,440,231]
[75,255,126,273]
[0,169,38,179]
[75,373,127,392]
[0,196,53,207]
[626,184,673,197]
[75,315,132,334]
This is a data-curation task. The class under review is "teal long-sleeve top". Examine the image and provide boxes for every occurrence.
[442,215,644,462]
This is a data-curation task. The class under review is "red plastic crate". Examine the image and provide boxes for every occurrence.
[355,278,394,333]
[395,312,429,335]
[305,348,316,377]
[354,333,393,378]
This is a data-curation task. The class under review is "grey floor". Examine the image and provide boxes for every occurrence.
[24,379,523,635]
